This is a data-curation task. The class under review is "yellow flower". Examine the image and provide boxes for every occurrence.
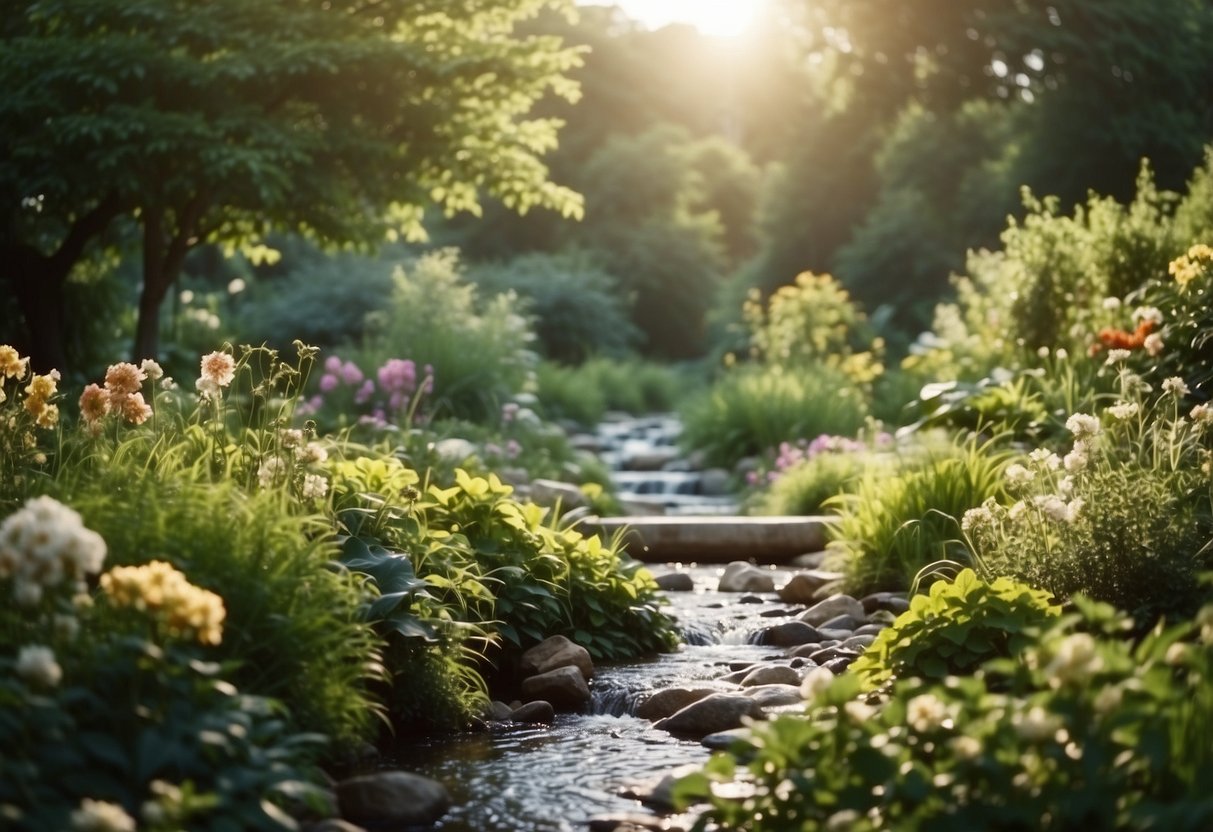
[1169,243,1213,290]
[24,370,59,401]
[0,345,29,380]
[101,560,226,645]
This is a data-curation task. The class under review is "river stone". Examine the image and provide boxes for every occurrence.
[510,700,556,724]
[653,572,694,592]
[588,815,687,832]
[744,683,806,708]
[810,645,862,664]
[486,700,514,721]
[818,627,855,641]
[860,591,911,615]
[718,562,775,593]
[701,727,753,749]
[529,478,588,510]
[798,594,867,627]
[521,666,591,711]
[776,571,845,603]
[842,634,877,651]
[336,772,450,828]
[820,613,866,631]
[636,687,716,721]
[654,693,765,739]
[855,623,890,637]
[823,656,856,674]
[757,621,825,647]
[432,437,477,464]
[739,665,801,687]
[520,635,594,680]
[738,593,767,604]
[788,643,824,659]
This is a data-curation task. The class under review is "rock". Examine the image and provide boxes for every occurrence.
[303,821,367,832]
[817,628,855,642]
[776,571,845,603]
[588,814,687,832]
[759,607,799,618]
[698,468,733,497]
[619,764,701,812]
[510,700,556,724]
[654,693,766,739]
[653,572,694,592]
[744,684,806,708]
[855,623,890,637]
[739,665,802,687]
[823,656,856,674]
[738,594,767,604]
[819,613,866,632]
[842,634,877,651]
[624,448,680,471]
[521,666,591,711]
[336,772,450,828]
[485,700,514,721]
[788,550,828,569]
[788,643,825,659]
[636,687,716,721]
[718,667,754,685]
[530,478,588,510]
[569,434,603,453]
[718,562,775,593]
[432,437,477,464]
[701,728,753,749]
[810,645,862,665]
[756,621,824,647]
[520,635,594,680]
[866,609,899,626]
[798,595,867,627]
[860,591,911,615]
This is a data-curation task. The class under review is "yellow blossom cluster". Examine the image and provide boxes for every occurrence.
[100,560,226,646]
[1168,243,1213,290]
[13,356,61,429]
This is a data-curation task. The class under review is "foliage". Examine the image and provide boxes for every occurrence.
[962,370,1213,625]
[851,569,1060,690]
[825,436,1011,595]
[364,250,538,422]
[745,432,892,517]
[674,597,1213,831]
[534,358,692,426]
[1133,242,1213,396]
[679,364,870,469]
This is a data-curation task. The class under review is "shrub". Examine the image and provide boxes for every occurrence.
[674,598,1213,831]
[850,568,1060,690]
[680,364,870,468]
[534,357,692,425]
[746,433,892,516]
[825,436,1010,595]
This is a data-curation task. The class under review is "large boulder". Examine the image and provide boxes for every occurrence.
[510,700,556,725]
[635,687,717,721]
[739,664,802,687]
[520,665,591,711]
[798,594,866,627]
[336,772,450,828]
[777,571,845,603]
[744,684,807,708]
[520,635,593,680]
[653,571,695,592]
[653,693,765,739]
[755,621,824,647]
[718,561,775,593]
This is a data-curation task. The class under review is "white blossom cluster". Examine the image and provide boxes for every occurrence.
[0,496,106,606]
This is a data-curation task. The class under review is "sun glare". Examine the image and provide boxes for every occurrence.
[602,1,763,38]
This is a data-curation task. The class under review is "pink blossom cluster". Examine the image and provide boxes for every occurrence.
[747,432,893,486]
[299,354,434,429]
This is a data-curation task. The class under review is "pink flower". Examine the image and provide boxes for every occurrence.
[200,351,236,387]
[119,391,152,425]
[318,374,339,393]
[324,355,343,374]
[341,361,364,386]
[104,362,146,395]
[79,384,110,426]
[355,379,375,405]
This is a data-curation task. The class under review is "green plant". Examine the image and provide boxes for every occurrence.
[851,568,1060,689]
[747,441,880,516]
[535,357,691,425]
[680,364,870,468]
[674,597,1213,831]
[825,436,1010,595]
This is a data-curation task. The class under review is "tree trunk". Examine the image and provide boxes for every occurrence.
[133,199,205,362]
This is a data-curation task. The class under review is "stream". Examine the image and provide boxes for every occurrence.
[397,562,799,832]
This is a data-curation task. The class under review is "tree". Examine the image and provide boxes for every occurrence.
[1,0,584,370]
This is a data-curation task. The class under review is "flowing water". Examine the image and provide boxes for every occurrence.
[396,563,800,832]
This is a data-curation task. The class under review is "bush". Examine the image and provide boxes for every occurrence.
[534,358,692,425]
[850,568,1060,690]
[746,433,891,516]
[680,364,870,468]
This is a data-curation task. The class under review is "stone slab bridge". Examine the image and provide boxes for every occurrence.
[581,515,834,565]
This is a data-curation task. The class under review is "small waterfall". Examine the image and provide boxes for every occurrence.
[589,677,649,717]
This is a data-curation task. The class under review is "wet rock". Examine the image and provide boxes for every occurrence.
[530,478,588,510]
[817,627,857,642]
[621,764,702,812]
[788,643,824,659]
[855,622,890,637]
[809,646,862,665]
[636,687,716,721]
[759,607,799,618]
[701,727,753,749]
[820,613,866,631]
[718,562,775,593]
[336,772,450,828]
[798,594,867,627]
[744,683,806,708]
[588,814,687,832]
[718,667,753,685]
[842,634,877,651]
[509,700,555,724]
[654,693,765,739]
[860,591,910,615]
[739,665,801,687]
[485,700,514,721]
[776,570,845,603]
[521,665,591,711]
[866,609,898,626]
[823,656,856,674]
[520,634,594,680]
[699,468,733,497]
[757,621,825,647]
[738,594,767,604]
[788,550,828,569]
[653,572,694,592]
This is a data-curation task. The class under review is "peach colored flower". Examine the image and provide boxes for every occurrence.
[0,345,29,380]
[119,391,152,425]
[79,384,111,425]
[24,370,59,402]
[139,358,164,380]
[104,362,145,395]
[200,351,236,387]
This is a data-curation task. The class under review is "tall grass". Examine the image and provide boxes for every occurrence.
[535,357,693,425]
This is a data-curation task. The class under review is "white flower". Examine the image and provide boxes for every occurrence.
[1065,413,1101,441]
[961,501,997,536]
[1005,463,1036,486]
[1102,296,1122,310]
[950,734,983,760]
[1093,685,1123,716]
[1166,643,1189,666]
[1132,306,1163,325]
[1045,633,1102,686]
[1029,449,1061,470]
[1055,348,1068,360]
[1144,332,1164,357]
[195,377,220,399]
[1063,444,1089,473]
[1034,495,1069,523]
[1036,346,1050,358]
[301,473,329,500]
[1104,349,1132,365]
[906,693,950,733]
[1008,500,1028,521]
[257,456,287,489]
[71,798,136,832]
[1064,498,1085,523]
[139,358,164,380]
[279,428,304,449]
[800,666,834,702]
[1108,401,1139,420]
[16,644,62,687]
[1014,705,1061,742]
[1162,376,1190,397]
[298,442,328,465]
[1057,475,1075,496]
[1191,404,1213,427]
[843,700,875,724]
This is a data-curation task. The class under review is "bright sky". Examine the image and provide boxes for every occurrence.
[585,1,765,37]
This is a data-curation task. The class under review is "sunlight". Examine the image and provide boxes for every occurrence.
[601,1,764,37]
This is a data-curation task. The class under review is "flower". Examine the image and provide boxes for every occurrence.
[140,358,164,380]
[1014,705,1061,742]
[1168,244,1212,290]
[950,735,983,761]
[16,644,62,687]
[1144,332,1163,357]
[199,351,236,387]
[103,362,145,395]
[1063,444,1088,473]
[1132,306,1164,326]
[1065,413,1100,441]
[799,666,834,702]
[906,693,950,733]
[0,496,107,600]
[1101,296,1122,311]
[1162,376,1190,397]
[1064,498,1084,523]
[1191,403,1213,427]
[1107,401,1139,420]
[71,798,137,832]
[0,345,29,379]
[1045,633,1102,686]
[100,560,226,646]
[119,391,152,425]
[298,442,328,465]
[961,499,998,536]
[1028,449,1061,470]
[257,456,287,488]
[79,384,111,427]
[318,373,339,393]
[301,473,329,500]
[1034,495,1069,523]
[280,428,304,449]
[1005,463,1035,486]
[1104,348,1132,365]
[340,360,364,385]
